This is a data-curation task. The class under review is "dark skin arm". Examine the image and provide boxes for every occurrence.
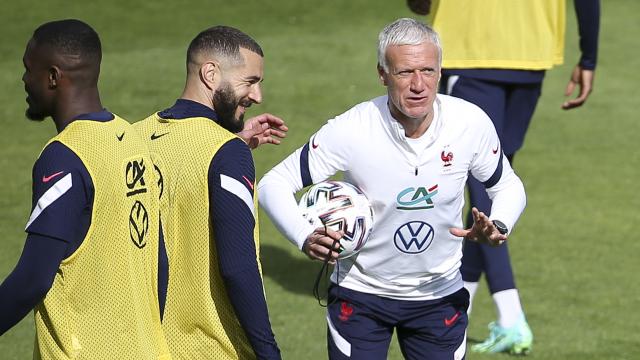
[562,0,600,110]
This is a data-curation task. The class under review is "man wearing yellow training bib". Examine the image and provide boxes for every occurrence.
[135,26,281,359]
[0,19,170,359]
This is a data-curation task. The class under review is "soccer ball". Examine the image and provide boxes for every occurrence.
[298,181,374,259]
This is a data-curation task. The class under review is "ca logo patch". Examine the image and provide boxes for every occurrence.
[396,185,438,210]
[394,221,434,254]
[125,159,147,197]
[129,200,149,249]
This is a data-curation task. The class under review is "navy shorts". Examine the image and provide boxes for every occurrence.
[326,285,469,360]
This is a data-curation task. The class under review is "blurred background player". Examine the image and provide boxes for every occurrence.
[134,26,281,359]
[0,19,170,359]
[259,18,526,360]
[408,0,600,355]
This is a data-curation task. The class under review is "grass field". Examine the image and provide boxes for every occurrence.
[1,1,638,359]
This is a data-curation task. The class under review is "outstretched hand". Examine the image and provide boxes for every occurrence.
[238,113,288,149]
[303,227,344,264]
[562,65,595,110]
[449,207,507,246]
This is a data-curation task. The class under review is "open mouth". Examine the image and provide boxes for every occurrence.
[237,101,253,114]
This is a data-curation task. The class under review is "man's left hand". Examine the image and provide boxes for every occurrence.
[449,207,507,246]
[239,113,288,149]
[562,65,595,110]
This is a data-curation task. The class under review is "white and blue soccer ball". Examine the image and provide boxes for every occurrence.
[298,180,374,259]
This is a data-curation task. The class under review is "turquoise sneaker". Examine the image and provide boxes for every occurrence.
[471,316,533,355]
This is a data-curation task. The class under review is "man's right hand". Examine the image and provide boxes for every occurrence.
[302,227,344,264]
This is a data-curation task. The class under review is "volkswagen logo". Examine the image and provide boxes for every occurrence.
[393,221,434,254]
[129,200,149,249]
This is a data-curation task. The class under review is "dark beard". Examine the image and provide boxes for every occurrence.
[212,83,244,133]
[25,108,46,122]
[25,96,47,121]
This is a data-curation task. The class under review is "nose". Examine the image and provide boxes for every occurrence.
[409,71,425,93]
[248,83,262,104]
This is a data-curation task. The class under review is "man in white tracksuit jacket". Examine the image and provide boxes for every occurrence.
[258,18,526,360]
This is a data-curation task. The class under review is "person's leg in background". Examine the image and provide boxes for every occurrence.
[445,75,538,355]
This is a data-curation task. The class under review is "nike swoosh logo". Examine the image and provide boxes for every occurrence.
[311,136,319,149]
[117,132,125,141]
[492,144,499,154]
[242,175,254,191]
[151,132,169,140]
[444,311,461,327]
[42,171,65,183]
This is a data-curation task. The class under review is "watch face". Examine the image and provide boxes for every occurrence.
[493,220,508,235]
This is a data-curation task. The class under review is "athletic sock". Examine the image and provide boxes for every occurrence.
[492,288,524,328]
[463,281,479,316]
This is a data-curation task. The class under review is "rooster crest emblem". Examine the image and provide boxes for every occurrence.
[339,301,354,321]
[441,151,454,167]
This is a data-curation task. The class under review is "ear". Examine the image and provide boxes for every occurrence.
[48,66,61,89]
[377,64,387,86]
[199,61,220,90]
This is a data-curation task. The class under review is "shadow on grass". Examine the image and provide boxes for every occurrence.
[260,243,331,298]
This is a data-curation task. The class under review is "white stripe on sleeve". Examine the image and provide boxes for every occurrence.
[220,174,255,217]
[25,173,73,230]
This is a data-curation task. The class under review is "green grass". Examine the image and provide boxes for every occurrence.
[1,1,638,359]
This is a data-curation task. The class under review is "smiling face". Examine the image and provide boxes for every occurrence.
[378,41,441,126]
[213,47,263,133]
